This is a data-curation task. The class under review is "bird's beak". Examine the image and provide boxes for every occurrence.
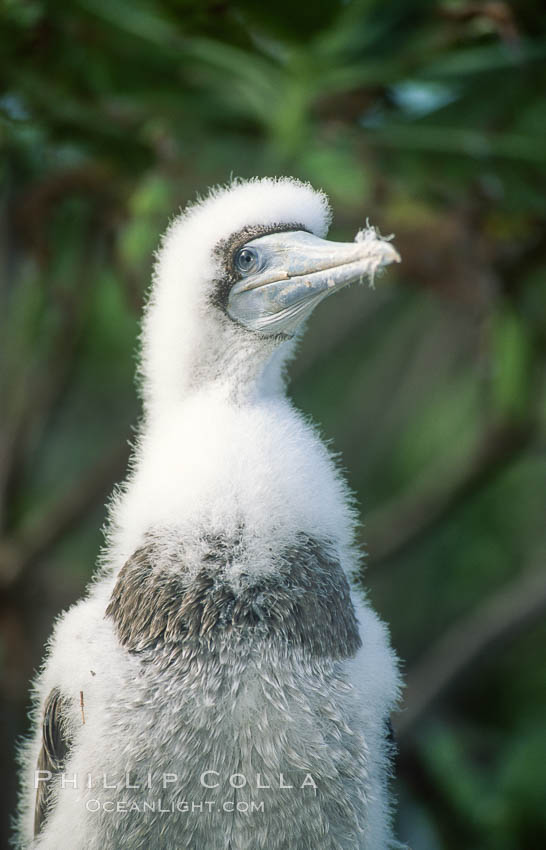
[227,229,400,335]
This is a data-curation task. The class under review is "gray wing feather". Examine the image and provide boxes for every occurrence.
[34,687,72,837]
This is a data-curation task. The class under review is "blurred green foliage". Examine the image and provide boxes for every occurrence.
[1,2,545,848]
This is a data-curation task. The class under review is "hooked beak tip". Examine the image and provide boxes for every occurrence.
[386,244,401,264]
[362,238,401,268]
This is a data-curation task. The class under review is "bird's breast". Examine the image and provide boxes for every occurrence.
[106,532,361,663]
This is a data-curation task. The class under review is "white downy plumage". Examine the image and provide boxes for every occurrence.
[16,177,403,850]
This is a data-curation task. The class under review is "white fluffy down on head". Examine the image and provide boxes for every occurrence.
[141,177,331,413]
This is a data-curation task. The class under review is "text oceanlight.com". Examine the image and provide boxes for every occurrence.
[86,799,265,814]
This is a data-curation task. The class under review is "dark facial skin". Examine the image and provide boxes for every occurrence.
[211,222,307,311]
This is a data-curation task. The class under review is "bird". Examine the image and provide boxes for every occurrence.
[16,177,403,850]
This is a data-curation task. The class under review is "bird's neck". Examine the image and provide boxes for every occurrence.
[107,387,356,579]
[142,310,293,411]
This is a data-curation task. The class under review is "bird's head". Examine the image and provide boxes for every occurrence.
[141,177,399,414]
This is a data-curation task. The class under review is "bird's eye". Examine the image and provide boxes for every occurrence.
[234,247,260,275]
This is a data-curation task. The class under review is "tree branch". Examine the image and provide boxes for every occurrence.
[364,420,535,566]
[394,561,546,743]
[0,441,130,590]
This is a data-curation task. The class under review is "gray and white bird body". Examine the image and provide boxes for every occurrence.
[16,178,402,850]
